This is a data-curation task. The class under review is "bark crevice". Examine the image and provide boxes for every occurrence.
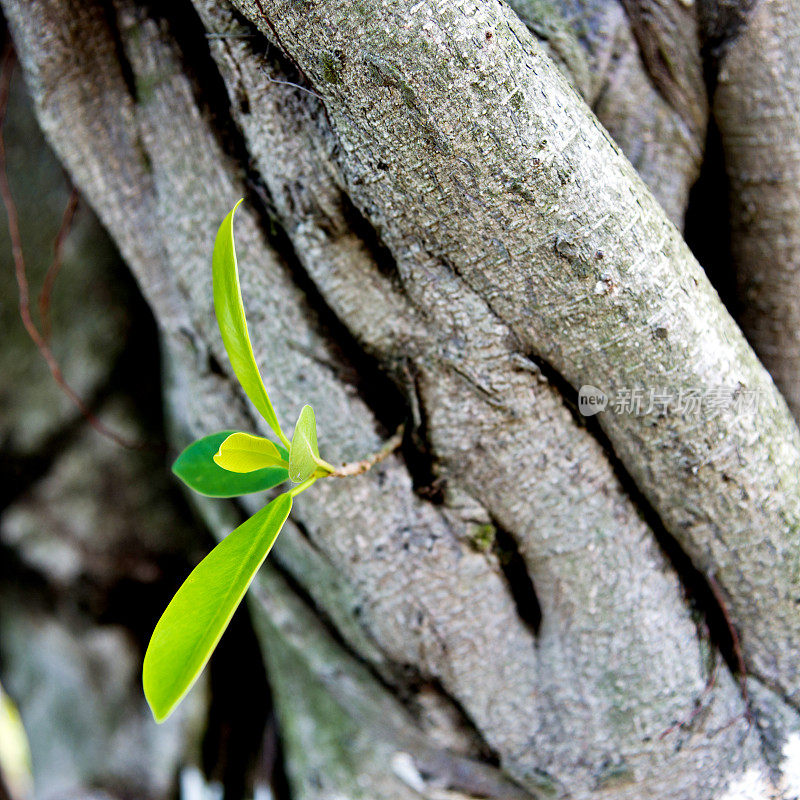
[510,350,754,699]
[492,522,543,638]
[249,523,517,781]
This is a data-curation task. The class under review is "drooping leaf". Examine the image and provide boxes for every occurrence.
[288,404,325,483]
[214,432,287,473]
[172,431,289,497]
[143,493,293,723]
[213,200,289,447]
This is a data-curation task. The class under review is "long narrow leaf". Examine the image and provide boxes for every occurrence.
[213,200,289,447]
[143,493,293,723]
[172,431,288,497]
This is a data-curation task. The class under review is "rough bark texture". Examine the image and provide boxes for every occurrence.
[714,0,800,419]
[505,0,706,226]
[3,0,800,798]
[229,0,800,706]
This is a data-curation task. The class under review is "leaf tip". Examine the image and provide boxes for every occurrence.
[143,660,171,725]
[147,700,169,725]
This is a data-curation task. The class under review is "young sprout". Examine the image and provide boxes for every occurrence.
[143,200,401,723]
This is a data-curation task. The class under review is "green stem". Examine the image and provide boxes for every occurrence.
[313,455,337,474]
[288,476,317,498]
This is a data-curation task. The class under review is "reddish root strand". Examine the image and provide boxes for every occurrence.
[0,42,143,450]
[39,185,79,342]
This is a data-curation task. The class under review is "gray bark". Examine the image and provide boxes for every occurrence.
[230,0,800,706]
[4,0,800,798]
[503,0,706,226]
[714,0,800,419]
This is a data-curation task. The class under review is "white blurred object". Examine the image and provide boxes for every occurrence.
[180,766,223,800]
[252,782,274,800]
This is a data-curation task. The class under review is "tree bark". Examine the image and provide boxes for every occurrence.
[4,0,800,798]
[714,0,800,419]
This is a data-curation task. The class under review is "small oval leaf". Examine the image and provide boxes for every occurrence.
[214,432,287,474]
[143,493,293,723]
[213,200,289,447]
[288,405,321,483]
[172,431,289,497]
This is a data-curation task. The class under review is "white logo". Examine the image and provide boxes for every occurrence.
[578,385,607,416]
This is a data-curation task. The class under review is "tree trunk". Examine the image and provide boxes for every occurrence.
[3,0,800,798]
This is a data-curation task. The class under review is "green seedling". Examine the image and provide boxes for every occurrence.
[144,200,402,723]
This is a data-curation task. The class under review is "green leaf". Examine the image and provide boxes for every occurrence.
[213,200,289,448]
[172,431,289,498]
[288,404,334,483]
[214,432,287,473]
[289,404,323,483]
[143,493,293,723]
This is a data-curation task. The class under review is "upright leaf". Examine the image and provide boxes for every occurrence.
[213,200,289,447]
[214,432,287,473]
[143,493,293,723]
[288,404,325,483]
[172,431,289,497]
